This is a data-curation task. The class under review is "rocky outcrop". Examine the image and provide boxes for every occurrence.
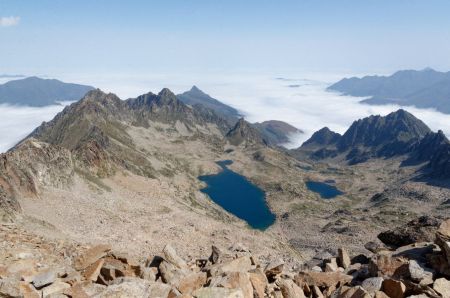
[377,216,443,248]
[301,127,341,149]
[2,219,449,297]
[226,118,268,147]
[0,139,74,221]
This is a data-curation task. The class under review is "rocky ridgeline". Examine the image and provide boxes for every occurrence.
[0,219,450,298]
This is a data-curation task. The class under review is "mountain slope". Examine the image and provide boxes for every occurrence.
[328,68,450,113]
[0,76,95,106]
[177,86,240,124]
[29,88,232,177]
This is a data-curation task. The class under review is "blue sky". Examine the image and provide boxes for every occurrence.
[1,0,450,75]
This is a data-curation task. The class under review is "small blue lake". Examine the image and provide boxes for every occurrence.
[199,160,276,230]
[306,180,344,199]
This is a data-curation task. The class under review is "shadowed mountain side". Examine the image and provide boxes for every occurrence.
[292,109,450,181]
[177,86,241,124]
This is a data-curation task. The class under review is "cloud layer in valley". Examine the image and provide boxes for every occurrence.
[0,104,66,152]
[2,71,450,153]
[0,16,20,27]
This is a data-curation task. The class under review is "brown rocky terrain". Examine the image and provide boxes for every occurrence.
[1,217,449,297]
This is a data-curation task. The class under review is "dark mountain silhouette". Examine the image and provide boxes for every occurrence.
[0,76,94,106]
[177,86,240,124]
[301,127,341,149]
[328,68,450,114]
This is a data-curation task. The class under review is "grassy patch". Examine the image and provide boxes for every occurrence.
[75,168,112,192]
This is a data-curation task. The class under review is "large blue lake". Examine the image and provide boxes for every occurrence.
[306,180,344,199]
[199,160,276,230]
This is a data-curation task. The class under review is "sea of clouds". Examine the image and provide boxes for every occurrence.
[1,71,450,153]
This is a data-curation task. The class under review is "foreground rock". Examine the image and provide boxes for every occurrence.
[1,219,450,297]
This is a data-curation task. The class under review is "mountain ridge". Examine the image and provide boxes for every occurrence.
[294,109,450,179]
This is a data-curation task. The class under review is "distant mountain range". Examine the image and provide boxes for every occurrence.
[328,68,450,114]
[0,76,95,106]
[293,109,450,180]
[0,74,25,78]
[177,86,241,124]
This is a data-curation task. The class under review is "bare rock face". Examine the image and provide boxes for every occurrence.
[368,254,409,278]
[277,278,305,298]
[339,285,371,298]
[377,216,442,248]
[381,279,406,298]
[338,248,351,269]
[210,271,253,298]
[433,278,450,298]
[226,118,268,147]
[361,277,384,294]
[0,139,74,222]
[0,188,20,222]
[294,271,353,289]
[436,219,450,266]
[74,244,111,271]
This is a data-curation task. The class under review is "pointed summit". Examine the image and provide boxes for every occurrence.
[177,86,240,125]
[157,88,178,105]
[301,127,341,149]
[158,88,176,98]
[190,85,203,93]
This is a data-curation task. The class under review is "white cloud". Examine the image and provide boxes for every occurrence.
[0,104,66,153]
[0,16,20,27]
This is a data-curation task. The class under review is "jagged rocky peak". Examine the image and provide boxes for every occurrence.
[80,89,122,106]
[127,88,180,108]
[292,109,435,165]
[338,109,431,152]
[301,127,341,149]
[226,118,267,146]
[157,88,178,104]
